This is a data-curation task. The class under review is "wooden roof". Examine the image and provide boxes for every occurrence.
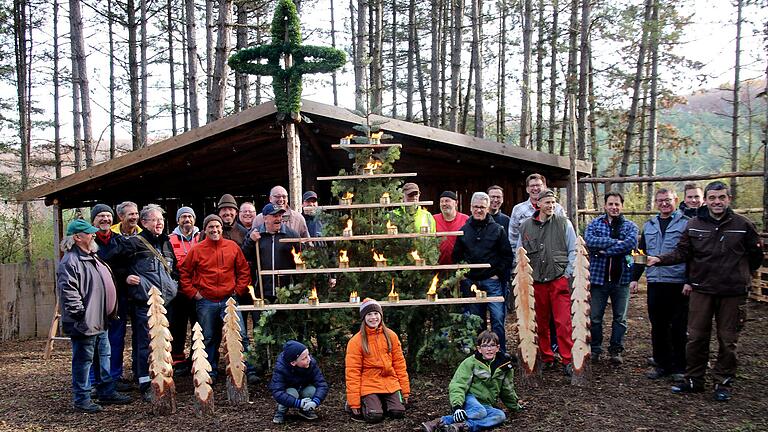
[17,99,591,208]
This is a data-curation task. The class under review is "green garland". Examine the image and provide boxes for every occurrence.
[228,0,347,117]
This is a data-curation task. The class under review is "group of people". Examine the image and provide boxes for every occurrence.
[56,175,763,429]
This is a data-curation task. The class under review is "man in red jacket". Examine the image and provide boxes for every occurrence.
[179,214,251,380]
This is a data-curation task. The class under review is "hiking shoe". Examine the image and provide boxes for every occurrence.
[298,409,318,420]
[646,368,668,380]
[563,363,574,377]
[141,387,153,403]
[97,392,132,405]
[609,353,623,366]
[672,378,704,394]
[669,373,685,383]
[591,353,602,364]
[73,401,103,414]
[713,385,732,402]
[272,411,285,424]
[115,378,134,392]
[421,417,444,432]
[443,422,470,432]
[247,372,261,385]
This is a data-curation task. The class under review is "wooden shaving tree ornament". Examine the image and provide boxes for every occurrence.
[570,236,592,386]
[512,247,540,388]
[222,298,249,404]
[191,322,214,417]
[147,286,177,414]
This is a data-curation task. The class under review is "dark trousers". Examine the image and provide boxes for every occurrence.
[361,392,406,423]
[168,294,197,364]
[686,291,746,385]
[647,282,688,374]
[131,297,177,389]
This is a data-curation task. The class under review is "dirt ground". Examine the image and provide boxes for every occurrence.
[1,294,767,432]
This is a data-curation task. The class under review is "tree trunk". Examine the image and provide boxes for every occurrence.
[618,0,652,183]
[331,0,340,106]
[414,27,429,125]
[430,0,441,126]
[440,0,449,126]
[546,0,558,154]
[70,0,93,164]
[646,0,659,209]
[497,0,507,142]
[206,0,214,101]
[128,0,140,149]
[185,0,200,128]
[208,0,233,122]
[108,0,116,157]
[471,0,483,137]
[576,0,590,209]
[355,0,368,112]
[730,0,742,204]
[254,12,262,104]
[448,0,463,131]
[406,0,414,120]
[13,0,31,262]
[168,0,177,135]
[520,0,532,147]
[534,0,544,151]
[461,49,474,134]
[71,17,82,170]
[763,20,768,231]
[234,3,250,112]
[53,0,62,177]
[140,0,148,146]
[181,0,189,131]
[370,0,383,113]
[560,0,578,156]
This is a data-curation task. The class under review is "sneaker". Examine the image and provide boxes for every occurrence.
[272,411,285,424]
[97,392,132,405]
[73,401,103,414]
[298,409,318,420]
[646,368,668,380]
[647,356,658,367]
[247,372,261,385]
[713,385,732,402]
[421,417,444,432]
[672,378,704,394]
[609,353,623,366]
[563,363,574,377]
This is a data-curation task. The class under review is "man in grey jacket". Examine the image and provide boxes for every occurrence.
[57,219,132,413]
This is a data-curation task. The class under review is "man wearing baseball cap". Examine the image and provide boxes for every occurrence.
[301,191,323,239]
[394,182,435,233]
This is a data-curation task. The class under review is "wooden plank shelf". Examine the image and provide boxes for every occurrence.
[317,200,433,211]
[237,296,504,312]
[259,263,490,276]
[316,173,418,181]
[331,143,402,149]
[279,230,463,243]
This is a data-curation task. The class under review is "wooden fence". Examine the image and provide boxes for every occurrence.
[0,259,56,341]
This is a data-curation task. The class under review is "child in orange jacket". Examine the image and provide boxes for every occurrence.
[345,298,410,423]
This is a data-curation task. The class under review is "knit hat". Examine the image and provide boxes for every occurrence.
[217,193,238,210]
[359,298,383,320]
[202,214,223,229]
[439,191,457,201]
[176,206,196,222]
[90,204,114,222]
[283,340,308,363]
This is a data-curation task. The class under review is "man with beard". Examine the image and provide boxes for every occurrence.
[301,191,322,238]
[433,191,469,264]
[57,219,132,413]
[252,186,310,238]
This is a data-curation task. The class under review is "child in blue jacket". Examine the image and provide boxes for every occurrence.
[269,340,329,424]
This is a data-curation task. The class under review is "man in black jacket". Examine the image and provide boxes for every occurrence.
[453,192,514,352]
[648,181,764,402]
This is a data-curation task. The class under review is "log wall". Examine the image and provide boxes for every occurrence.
[0,259,56,340]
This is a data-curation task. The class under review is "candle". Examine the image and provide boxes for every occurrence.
[291,247,306,270]
[386,220,398,235]
[308,286,319,306]
[349,291,360,303]
[342,219,353,237]
[341,191,354,206]
[410,250,425,266]
[426,274,439,302]
[388,279,400,303]
[470,284,487,299]
[370,131,383,144]
[339,134,353,145]
[372,250,387,267]
[380,192,390,205]
[339,250,350,268]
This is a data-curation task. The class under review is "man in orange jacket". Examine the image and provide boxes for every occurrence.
[179,214,251,380]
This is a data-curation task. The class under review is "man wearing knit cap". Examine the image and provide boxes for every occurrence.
[167,205,200,375]
[269,340,329,424]
[433,191,469,264]
[215,193,248,246]
[179,214,251,380]
[252,185,310,238]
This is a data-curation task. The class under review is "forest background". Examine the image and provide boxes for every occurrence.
[0,0,766,264]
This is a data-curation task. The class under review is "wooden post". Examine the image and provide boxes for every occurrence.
[513,247,539,388]
[191,322,215,417]
[567,95,578,230]
[222,298,249,404]
[44,200,64,360]
[570,236,592,386]
[283,16,302,211]
[147,286,177,415]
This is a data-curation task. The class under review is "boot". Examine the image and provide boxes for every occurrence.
[421,417,444,432]
[443,422,470,432]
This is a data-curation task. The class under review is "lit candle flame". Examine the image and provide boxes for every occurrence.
[381,192,390,199]
[309,286,318,300]
[344,134,354,139]
[427,274,439,295]
[470,284,478,293]
[372,250,387,262]
[386,220,396,230]
[291,247,304,264]
[350,290,358,299]
[345,219,353,230]
[364,159,383,172]
[410,250,421,261]
[248,285,257,301]
[339,249,349,263]
[342,191,354,200]
[371,131,383,139]
[631,249,646,256]
[389,279,396,296]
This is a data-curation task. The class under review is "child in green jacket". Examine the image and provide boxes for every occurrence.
[422,330,522,432]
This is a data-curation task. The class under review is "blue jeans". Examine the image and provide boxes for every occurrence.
[276,385,317,413]
[590,280,630,355]
[89,294,129,385]
[196,297,248,378]
[462,278,506,352]
[71,332,115,406]
[441,394,506,432]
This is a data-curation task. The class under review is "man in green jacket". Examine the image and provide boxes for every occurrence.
[421,330,521,432]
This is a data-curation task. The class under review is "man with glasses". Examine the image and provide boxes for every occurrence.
[487,186,510,241]
[516,190,577,376]
[238,202,257,231]
[252,185,310,238]
[453,192,513,352]
[508,174,566,261]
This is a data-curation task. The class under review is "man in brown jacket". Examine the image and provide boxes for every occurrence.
[647,181,764,402]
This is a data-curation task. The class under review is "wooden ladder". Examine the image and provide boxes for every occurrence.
[43,296,69,360]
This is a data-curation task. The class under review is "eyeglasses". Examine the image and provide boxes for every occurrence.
[655,198,673,204]
[479,344,499,349]
[471,205,488,210]
[272,194,288,199]
[142,218,164,224]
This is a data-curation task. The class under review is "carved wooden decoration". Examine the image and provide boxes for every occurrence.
[222,298,249,404]
[147,286,177,414]
[570,236,592,386]
[191,322,215,417]
[513,247,539,388]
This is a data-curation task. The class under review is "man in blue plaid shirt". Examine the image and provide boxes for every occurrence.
[584,191,638,366]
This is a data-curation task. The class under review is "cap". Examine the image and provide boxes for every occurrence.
[67,219,99,235]
[302,191,318,202]
[217,193,238,210]
[262,203,286,216]
[283,340,308,363]
[402,182,420,196]
[176,206,196,221]
[538,189,557,201]
[359,298,383,320]
[90,204,114,222]
[439,191,458,201]
[202,214,223,229]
